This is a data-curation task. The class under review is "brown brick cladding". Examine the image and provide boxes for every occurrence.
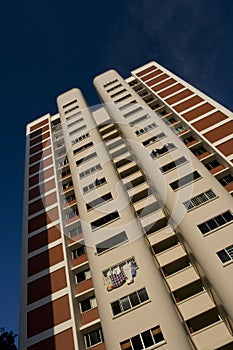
[29,147,52,165]
[146,73,169,87]
[28,243,64,276]
[28,207,59,233]
[136,65,157,77]
[28,225,61,253]
[29,167,54,188]
[30,119,49,132]
[181,102,215,121]
[30,131,50,147]
[30,139,51,156]
[173,96,203,113]
[28,192,57,216]
[29,156,53,176]
[27,295,71,338]
[27,328,75,350]
[152,78,176,92]
[191,111,228,131]
[203,120,233,143]
[27,267,67,304]
[140,69,162,81]
[158,83,184,98]
[29,178,56,201]
[217,139,233,157]
[165,89,193,105]
[30,125,50,140]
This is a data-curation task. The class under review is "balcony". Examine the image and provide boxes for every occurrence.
[153,235,179,254]
[177,290,215,321]
[144,217,168,236]
[81,307,100,325]
[166,265,199,292]
[156,244,187,267]
[190,319,232,350]
[119,164,139,179]
[147,226,175,246]
[76,278,94,295]
[124,175,145,191]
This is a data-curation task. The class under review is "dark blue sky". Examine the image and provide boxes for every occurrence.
[0,0,232,336]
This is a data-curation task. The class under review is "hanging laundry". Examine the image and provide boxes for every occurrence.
[110,266,127,288]
[130,261,137,277]
[123,262,134,284]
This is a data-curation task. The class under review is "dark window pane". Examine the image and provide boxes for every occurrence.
[141,330,154,347]
[198,223,210,234]
[111,301,122,316]
[131,335,143,350]
[89,330,101,345]
[222,211,233,222]
[207,219,218,230]
[138,288,149,302]
[215,215,226,226]
[129,292,140,307]
[121,297,131,311]
[217,250,231,263]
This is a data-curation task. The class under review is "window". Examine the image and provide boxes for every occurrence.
[67,117,84,128]
[86,192,113,211]
[111,288,149,316]
[71,132,90,145]
[75,269,91,283]
[205,159,220,170]
[172,125,186,134]
[150,143,175,159]
[129,80,138,87]
[83,177,106,193]
[69,124,86,136]
[217,245,233,263]
[73,142,94,155]
[218,174,233,186]
[191,145,207,156]
[183,190,217,210]
[76,152,97,166]
[66,208,78,220]
[142,133,166,146]
[170,171,201,190]
[115,93,132,103]
[129,114,150,127]
[160,156,187,173]
[111,88,127,98]
[123,106,143,118]
[119,100,137,111]
[80,296,97,312]
[72,245,86,259]
[79,164,102,179]
[120,325,164,350]
[198,210,233,235]
[64,194,75,203]
[135,122,157,136]
[64,105,79,115]
[103,78,118,88]
[91,211,120,230]
[66,111,82,121]
[96,231,128,254]
[183,135,196,145]
[68,224,82,238]
[84,328,104,349]
[106,83,122,93]
[63,99,77,109]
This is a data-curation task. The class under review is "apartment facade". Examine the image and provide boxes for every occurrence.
[20,61,233,350]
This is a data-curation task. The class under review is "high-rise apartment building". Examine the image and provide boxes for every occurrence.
[20,61,233,350]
